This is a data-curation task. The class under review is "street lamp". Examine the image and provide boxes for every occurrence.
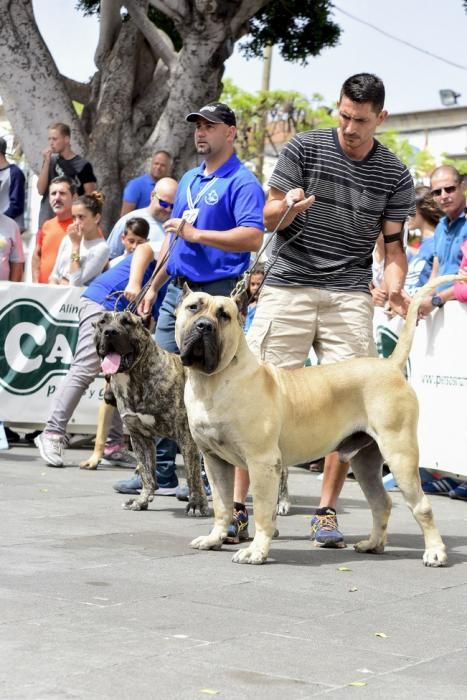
[439,89,461,106]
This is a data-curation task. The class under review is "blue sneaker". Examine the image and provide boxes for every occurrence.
[422,477,459,495]
[176,469,212,502]
[310,508,345,548]
[449,481,467,501]
[224,509,249,544]
[113,474,141,494]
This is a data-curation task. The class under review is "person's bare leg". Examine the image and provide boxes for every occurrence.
[234,467,250,505]
[319,452,348,508]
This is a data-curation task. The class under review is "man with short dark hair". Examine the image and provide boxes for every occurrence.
[113,101,265,497]
[37,122,96,226]
[0,136,26,229]
[235,73,415,548]
[417,165,467,317]
[120,150,173,217]
[32,176,76,283]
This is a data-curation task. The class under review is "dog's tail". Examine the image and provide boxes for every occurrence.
[388,273,467,370]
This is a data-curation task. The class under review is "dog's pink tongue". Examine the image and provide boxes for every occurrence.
[101,352,121,375]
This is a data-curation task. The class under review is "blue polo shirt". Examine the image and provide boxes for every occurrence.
[433,210,467,288]
[123,173,155,210]
[167,154,265,282]
[82,253,167,319]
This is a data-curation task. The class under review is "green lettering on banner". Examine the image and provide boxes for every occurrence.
[0,298,79,395]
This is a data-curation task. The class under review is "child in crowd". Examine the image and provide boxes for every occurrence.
[243,266,265,333]
[49,192,109,286]
[109,217,150,267]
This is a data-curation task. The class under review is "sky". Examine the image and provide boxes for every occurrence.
[33,0,467,115]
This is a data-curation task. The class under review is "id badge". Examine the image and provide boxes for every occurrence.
[182,208,199,225]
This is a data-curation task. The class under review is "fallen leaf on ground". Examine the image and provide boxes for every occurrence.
[349,681,367,687]
[338,566,352,572]
[375,632,388,638]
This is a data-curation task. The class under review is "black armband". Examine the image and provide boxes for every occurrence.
[383,230,404,244]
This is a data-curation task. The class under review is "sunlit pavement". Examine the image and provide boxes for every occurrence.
[1,442,466,699]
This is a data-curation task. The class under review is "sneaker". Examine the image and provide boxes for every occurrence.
[175,472,212,502]
[422,477,460,495]
[100,447,137,468]
[113,474,141,494]
[113,475,177,495]
[34,432,65,467]
[154,486,177,496]
[310,508,345,548]
[449,481,467,501]
[224,509,249,544]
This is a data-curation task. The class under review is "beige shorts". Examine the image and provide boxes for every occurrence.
[246,285,377,369]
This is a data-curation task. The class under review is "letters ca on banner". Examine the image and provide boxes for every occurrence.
[0,284,80,396]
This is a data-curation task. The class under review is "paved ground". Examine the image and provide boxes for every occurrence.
[1,441,466,699]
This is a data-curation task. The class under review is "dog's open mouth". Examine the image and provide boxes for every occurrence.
[100,351,134,375]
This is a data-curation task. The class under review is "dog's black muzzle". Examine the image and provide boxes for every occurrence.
[180,316,220,374]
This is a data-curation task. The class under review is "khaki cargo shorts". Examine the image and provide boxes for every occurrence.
[246,284,377,369]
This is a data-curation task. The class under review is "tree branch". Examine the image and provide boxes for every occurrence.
[230,0,270,39]
[125,0,177,68]
[61,76,92,105]
[148,0,187,24]
[94,0,123,68]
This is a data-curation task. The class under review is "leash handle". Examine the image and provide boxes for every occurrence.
[231,202,295,305]
[126,219,186,315]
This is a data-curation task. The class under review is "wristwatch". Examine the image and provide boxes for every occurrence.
[431,294,444,308]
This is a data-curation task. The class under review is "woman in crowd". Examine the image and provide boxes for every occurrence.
[49,192,109,286]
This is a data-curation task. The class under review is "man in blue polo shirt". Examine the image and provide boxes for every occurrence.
[113,102,265,495]
[120,150,173,217]
[418,165,467,318]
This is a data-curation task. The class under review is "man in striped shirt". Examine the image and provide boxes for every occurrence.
[234,74,415,549]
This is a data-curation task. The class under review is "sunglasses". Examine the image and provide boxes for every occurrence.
[430,185,458,197]
[154,194,173,209]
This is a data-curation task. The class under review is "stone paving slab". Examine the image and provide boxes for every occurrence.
[0,443,466,699]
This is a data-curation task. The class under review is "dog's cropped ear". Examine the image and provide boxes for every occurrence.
[182,282,193,297]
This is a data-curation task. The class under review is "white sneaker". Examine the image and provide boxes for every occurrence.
[34,432,65,467]
[154,486,177,496]
[99,448,137,468]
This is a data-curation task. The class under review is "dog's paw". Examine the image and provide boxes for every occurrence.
[123,497,149,511]
[79,457,99,470]
[276,498,291,516]
[232,546,267,565]
[354,539,385,554]
[190,535,223,551]
[423,546,448,567]
[185,496,210,518]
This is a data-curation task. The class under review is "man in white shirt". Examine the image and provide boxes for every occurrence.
[107,178,177,259]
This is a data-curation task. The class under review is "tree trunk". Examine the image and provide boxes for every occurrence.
[0,0,268,231]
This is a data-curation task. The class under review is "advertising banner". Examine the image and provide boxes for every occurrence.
[1,283,466,477]
[0,282,104,433]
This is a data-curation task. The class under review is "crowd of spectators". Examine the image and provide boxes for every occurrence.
[2,75,467,522]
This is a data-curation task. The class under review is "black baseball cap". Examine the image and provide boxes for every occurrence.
[185,102,236,127]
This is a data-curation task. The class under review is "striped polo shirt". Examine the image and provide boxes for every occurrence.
[267,128,415,293]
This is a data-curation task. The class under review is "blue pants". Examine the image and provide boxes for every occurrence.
[154,278,239,487]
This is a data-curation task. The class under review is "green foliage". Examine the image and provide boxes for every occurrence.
[414,149,436,177]
[442,156,467,176]
[241,0,340,64]
[377,129,415,168]
[77,0,339,65]
[221,79,336,179]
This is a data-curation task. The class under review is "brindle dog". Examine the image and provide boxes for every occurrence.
[94,310,209,516]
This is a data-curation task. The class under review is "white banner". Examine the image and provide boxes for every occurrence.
[1,283,466,477]
[408,301,467,477]
[0,282,104,433]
